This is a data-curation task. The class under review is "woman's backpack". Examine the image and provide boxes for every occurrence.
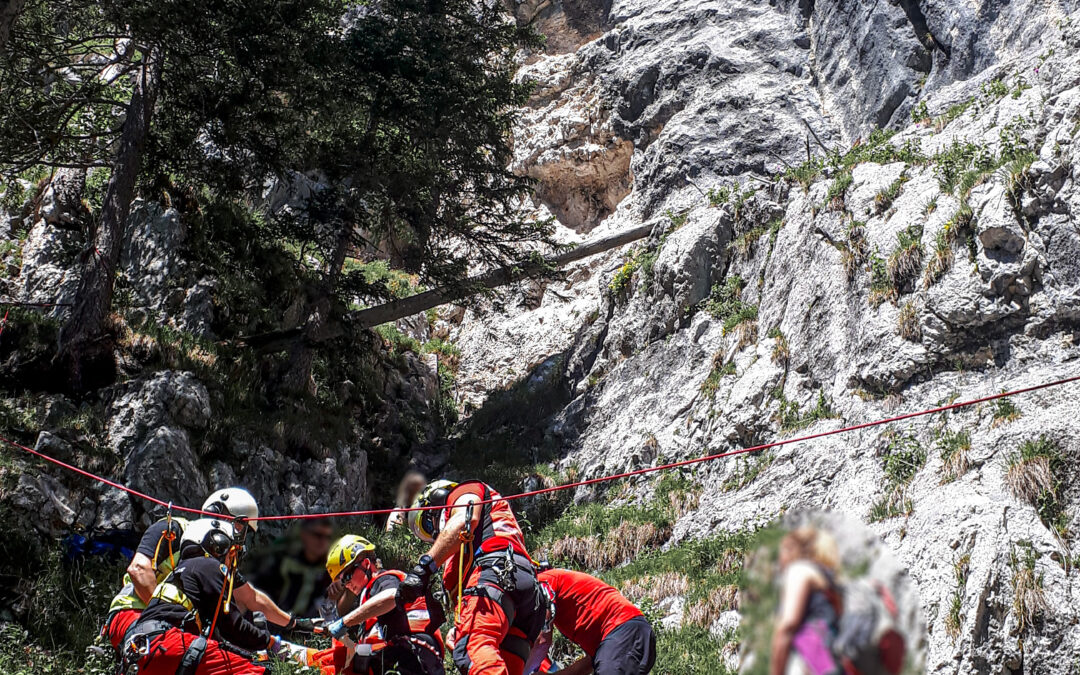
[833,579,906,675]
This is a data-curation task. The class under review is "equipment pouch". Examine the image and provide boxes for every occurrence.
[175,634,207,675]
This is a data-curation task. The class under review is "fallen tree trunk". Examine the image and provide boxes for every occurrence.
[242,223,653,350]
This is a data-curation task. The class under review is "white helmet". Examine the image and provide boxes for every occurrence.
[202,487,260,532]
[181,519,235,559]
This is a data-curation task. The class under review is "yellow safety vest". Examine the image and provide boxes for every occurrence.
[108,518,189,614]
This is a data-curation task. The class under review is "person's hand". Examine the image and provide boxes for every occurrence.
[446,626,457,648]
[286,616,320,634]
[267,636,291,660]
[326,578,345,601]
[327,619,349,641]
[399,555,437,603]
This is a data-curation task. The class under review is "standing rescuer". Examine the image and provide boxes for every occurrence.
[122,519,296,675]
[318,534,446,674]
[400,480,544,675]
[528,567,656,675]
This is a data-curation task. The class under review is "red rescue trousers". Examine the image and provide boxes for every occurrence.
[103,609,141,651]
[451,563,542,675]
[135,627,267,675]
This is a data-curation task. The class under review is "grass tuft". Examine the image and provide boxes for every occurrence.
[897,301,921,342]
[1009,541,1047,634]
[938,428,972,483]
[991,396,1021,427]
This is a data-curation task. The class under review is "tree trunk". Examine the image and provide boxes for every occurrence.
[241,222,654,352]
[0,0,26,51]
[57,47,162,389]
[279,228,352,395]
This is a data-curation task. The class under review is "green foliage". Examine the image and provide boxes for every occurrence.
[375,324,421,356]
[701,352,737,398]
[945,553,970,639]
[937,98,975,129]
[887,223,924,291]
[0,524,125,672]
[721,451,775,492]
[707,181,755,210]
[654,624,736,674]
[932,141,994,195]
[869,432,926,522]
[1011,75,1032,99]
[938,428,972,483]
[1009,540,1046,633]
[981,78,1010,102]
[784,157,825,191]
[868,250,895,307]
[702,276,757,333]
[1006,437,1068,537]
[822,170,854,211]
[992,396,1022,426]
[924,229,954,288]
[874,172,909,214]
[342,259,420,301]
[910,100,930,124]
[731,218,783,259]
[775,391,838,433]
[784,130,925,192]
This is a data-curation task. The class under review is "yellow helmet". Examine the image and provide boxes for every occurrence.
[326,535,375,582]
[407,480,458,543]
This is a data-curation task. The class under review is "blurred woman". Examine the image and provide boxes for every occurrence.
[770,527,843,675]
[385,471,427,531]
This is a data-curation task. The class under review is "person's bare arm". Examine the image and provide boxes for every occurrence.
[234,582,293,626]
[770,565,813,675]
[425,494,481,565]
[560,656,593,675]
[340,588,397,628]
[127,552,159,604]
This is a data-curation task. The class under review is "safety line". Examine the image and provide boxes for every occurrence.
[1,374,1078,522]
[0,300,73,307]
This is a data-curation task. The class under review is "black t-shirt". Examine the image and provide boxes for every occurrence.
[368,574,409,636]
[136,519,185,562]
[138,554,268,652]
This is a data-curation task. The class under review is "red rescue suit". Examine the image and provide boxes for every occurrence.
[443,481,543,675]
[317,569,445,675]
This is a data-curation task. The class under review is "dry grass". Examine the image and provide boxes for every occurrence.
[938,429,972,483]
[546,521,671,570]
[620,572,690,605]
[665,488,701,519]
[888,241,923,290]
[685,584,740,629]
[770,330,789,366]
[897,301,921,341]
[734,319,758,351]
[1005,455,1054,505]
[1010,543,1047,634]
[843,224,869,282]
[923,231,954,288]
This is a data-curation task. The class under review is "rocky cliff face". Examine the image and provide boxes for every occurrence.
[450,1,1080,672]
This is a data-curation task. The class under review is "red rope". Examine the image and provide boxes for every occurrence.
[1,374,1078,522]
[0,301,73,308]
[0,310,8,340]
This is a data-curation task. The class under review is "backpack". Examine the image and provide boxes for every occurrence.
[833,578,906,675]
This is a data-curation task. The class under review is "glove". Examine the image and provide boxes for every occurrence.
[399,554,437,604]
[286,616,319,634]
[327,619,349,641]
